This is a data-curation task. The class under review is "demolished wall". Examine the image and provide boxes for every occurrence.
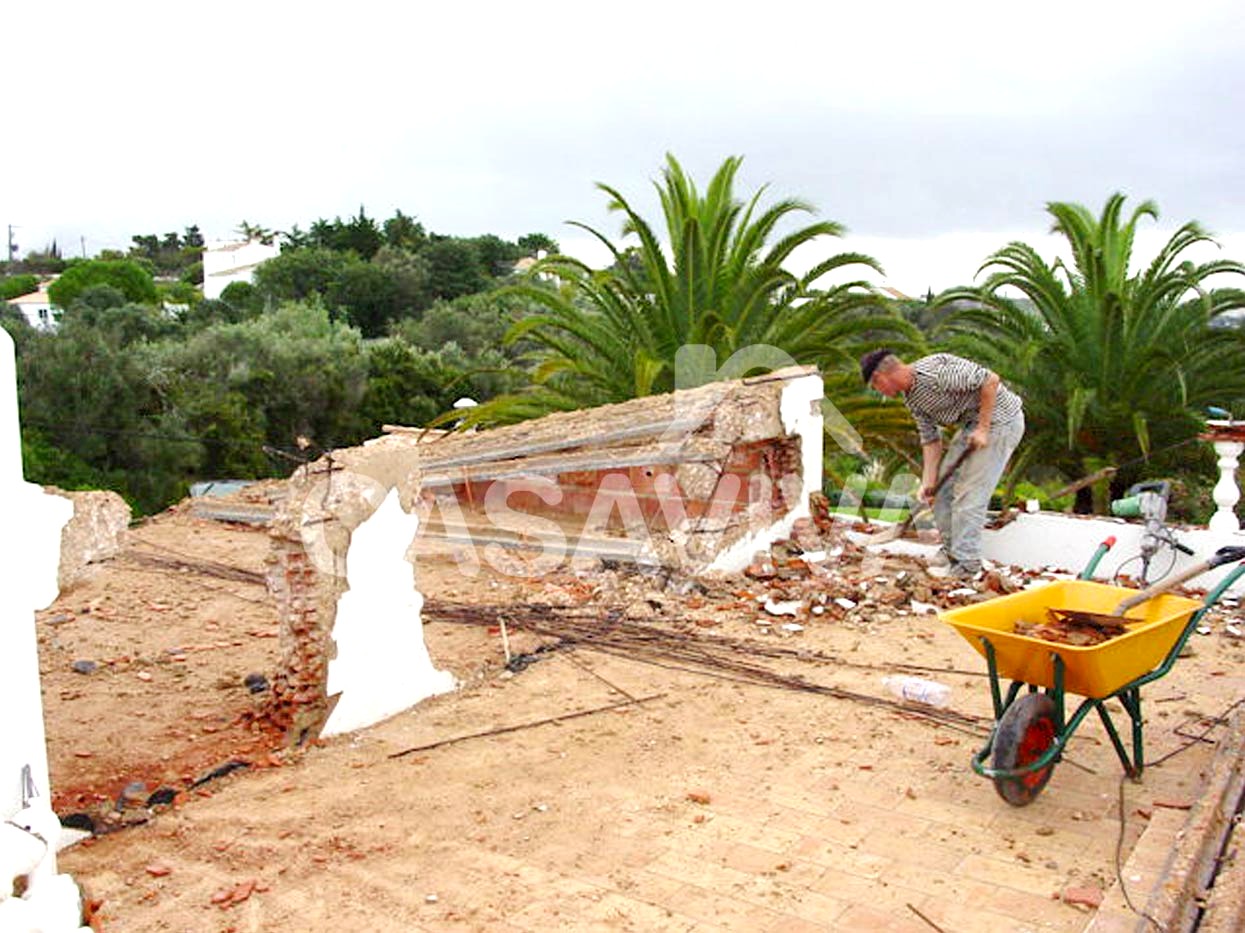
[410,366,824,573]
[265,367,826,739]
[265,436,450,742]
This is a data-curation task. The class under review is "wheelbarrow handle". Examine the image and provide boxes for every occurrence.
[1114,546,1245,615]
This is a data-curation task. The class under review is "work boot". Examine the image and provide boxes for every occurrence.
[925,548,952,570]
[931,563,979,582]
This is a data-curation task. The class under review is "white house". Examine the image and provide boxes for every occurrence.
[202,238,280,300]
[6,284,55,330]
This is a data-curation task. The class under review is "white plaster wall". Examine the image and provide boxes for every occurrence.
[322,489,456,736]
[981,511,1245,597]
[13,300,54,330]
[0,327,88,929]
[851,510,1245,598]
[708,373,824,573]
[202,239,280,300]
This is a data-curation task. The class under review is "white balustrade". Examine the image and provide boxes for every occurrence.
[1206,421,1244,535]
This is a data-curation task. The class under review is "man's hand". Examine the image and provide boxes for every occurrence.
[967,424,990,450]
[918,483,937,504]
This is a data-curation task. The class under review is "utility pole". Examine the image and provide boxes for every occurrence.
[6,225,18,264]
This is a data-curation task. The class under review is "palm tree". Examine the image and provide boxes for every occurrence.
[235,220,275,246]
[936,193,1245,501]
[461,154,913,426]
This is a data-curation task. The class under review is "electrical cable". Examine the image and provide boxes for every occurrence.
[1110,696,1245,931]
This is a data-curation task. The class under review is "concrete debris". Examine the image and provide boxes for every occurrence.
[1060,885,1104,909]
[51,488,131,591]
[763,599,801,617]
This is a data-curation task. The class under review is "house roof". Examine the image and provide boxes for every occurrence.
[8,285,53,305]
[206,261,268,278]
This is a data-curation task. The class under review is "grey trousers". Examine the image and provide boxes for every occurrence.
[933,414,1024,571]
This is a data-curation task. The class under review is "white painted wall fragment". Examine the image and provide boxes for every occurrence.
[708,372,824,573]
[322,488,455,736]
[0,327,90,931]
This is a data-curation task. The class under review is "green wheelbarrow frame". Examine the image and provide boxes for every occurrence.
[966,538,1245,805]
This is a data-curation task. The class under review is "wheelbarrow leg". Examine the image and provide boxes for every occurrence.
[1120,687,1144,778]
[1095,689,1144,779]
[981,638,1024,721]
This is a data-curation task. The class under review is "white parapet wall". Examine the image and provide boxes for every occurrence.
[321,488,456,737]
[0,328,90,931]
[852,509,1245,598]
[707,371,824,573]
[982,511,1245,597]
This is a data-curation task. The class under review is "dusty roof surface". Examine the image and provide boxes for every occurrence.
[38,487,1245,930]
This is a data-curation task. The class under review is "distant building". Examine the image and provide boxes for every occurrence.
[6,283,55,330]
[202,239,280,300]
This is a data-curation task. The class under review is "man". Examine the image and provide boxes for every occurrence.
[859,349,1025,578]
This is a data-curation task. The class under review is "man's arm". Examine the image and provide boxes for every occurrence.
[920,439,943,503]
[968,372,1000,449]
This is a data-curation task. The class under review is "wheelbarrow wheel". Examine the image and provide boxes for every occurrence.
[992,692,1058,806]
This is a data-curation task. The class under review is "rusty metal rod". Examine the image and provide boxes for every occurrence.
[388,693,666,758]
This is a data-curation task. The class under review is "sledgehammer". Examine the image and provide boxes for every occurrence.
[861,446,974,546]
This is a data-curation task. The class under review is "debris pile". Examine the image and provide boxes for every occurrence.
[728,517,1026,631]
[1017,609,1128,646]
[481,513,1046,648]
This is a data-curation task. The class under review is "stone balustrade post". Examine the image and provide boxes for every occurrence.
[1204,421,1244,535]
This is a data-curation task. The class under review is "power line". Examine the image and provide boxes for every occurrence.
[17,414,349,457]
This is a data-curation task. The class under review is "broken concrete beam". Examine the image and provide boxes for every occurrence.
[51,489,131,591]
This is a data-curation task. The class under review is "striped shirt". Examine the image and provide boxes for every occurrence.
[904,353,1023,445]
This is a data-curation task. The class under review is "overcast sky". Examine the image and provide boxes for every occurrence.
[6,0,1245,294]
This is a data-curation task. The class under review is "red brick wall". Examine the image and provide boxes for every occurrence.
[422,436,803,534]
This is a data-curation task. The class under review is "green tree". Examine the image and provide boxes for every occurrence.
[470,234,521,276]
[936,193,1245,502]
[423,239,487,300]
[60,295,182,346]
[181,260,204,285]
[47,259,159,309]
[151,302,371,454]
[372,245,434,314]
[343,206,383,260]
[303,209,383,259]
[383,210,426,251]
[393,291,539,359]
[15,315,199,511]
[236,220,276,245]
[517,232,559,257]
[0,274,39,301]
[358,338,461,430]
[251,247,356,304]
[329,261,405,337]
[218,281,265,317]
[467,154,909,423]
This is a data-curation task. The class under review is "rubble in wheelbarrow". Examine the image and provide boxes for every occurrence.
[1015,610,1127,646]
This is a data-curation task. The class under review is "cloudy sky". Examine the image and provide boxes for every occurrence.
[7,0,1245,294]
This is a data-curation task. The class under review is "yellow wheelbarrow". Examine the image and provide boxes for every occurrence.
[941,541,1245,805]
